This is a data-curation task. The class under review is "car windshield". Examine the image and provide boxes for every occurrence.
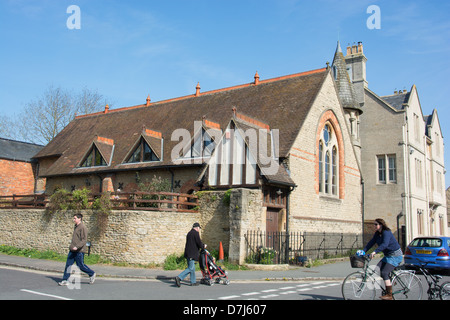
[409,238,442,247]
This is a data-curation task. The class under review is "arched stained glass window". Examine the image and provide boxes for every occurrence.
[319,123,338,196]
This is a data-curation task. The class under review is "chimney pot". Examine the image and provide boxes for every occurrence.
[254,71,260,85]
[146,94,151,106]
[357,42,363,53]
[104,104,109,113]
[195,82,201,96]
[346,45,352,56]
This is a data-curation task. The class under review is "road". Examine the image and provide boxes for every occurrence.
[0,266,343,301]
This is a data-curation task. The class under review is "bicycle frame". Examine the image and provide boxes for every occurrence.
[412,259,445,300]
[343,255,421,300]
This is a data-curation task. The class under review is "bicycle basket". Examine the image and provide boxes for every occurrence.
[350,255,365,268]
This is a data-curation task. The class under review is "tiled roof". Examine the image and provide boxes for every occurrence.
[0,138,43,162]
[380,92,410,111]
[34,68,328,178]
[331,42,362,112]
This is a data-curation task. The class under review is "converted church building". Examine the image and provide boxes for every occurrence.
[31,42,446,255]
[33,64,363,239]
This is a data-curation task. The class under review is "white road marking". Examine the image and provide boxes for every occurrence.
[218,295,241,300]
[20,289,73,300]
[216,281,341,300]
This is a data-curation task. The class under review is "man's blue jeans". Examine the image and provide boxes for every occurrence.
[62,251,95,281]
[177,258,196,284]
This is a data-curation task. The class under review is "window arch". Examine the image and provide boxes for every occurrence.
[318,123,338,196]
[315,110,345,199]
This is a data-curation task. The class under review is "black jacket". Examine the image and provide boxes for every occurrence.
[184,228,204,261]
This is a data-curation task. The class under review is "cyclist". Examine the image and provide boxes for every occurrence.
[362,218,403,300]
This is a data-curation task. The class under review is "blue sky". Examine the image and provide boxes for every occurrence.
[1,0,449,187]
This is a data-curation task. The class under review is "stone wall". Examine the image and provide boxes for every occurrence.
[0,209,200,265]
[0,188,263,265]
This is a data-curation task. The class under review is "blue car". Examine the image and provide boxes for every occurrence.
[404,236,450,273]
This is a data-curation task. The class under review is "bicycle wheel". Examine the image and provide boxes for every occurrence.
[391,271,423,300]
[439,281,450,300]
[342,271,376,300]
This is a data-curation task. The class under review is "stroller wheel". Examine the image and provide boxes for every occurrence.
[207,279,214,286]
[223,279,230,285]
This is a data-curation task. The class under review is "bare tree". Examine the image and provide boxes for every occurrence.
[0,116,14,139]
[7,86,106,145]
[75,86,105,116]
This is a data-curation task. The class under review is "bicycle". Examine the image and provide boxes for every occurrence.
[407,258,450,300]
[342,255,423,300]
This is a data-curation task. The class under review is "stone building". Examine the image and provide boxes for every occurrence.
[332,42,448,247]
[33,66,363,241]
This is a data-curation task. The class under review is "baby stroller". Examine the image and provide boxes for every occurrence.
[199,249,230,286]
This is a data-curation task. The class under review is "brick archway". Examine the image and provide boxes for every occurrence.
[315,110,345,199]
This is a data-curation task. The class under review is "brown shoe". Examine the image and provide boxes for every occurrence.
[380,285,393,300]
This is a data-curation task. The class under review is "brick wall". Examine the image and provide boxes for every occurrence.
[0,159,37,196]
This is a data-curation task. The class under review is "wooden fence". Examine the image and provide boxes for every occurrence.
[0,191,199,212]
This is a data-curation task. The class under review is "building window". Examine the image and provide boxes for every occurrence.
[188,128,215,159]
[377,154,396,184]
[436,171,443,194]
[388,155,396,182]
[126,138,159,163]
[435,133,440,157]
[318,123,338,196]
[415,158,423,188]
[417,209,423,235]
[377,156,386,183]
[414,113,420,142]
[80,146,106,167]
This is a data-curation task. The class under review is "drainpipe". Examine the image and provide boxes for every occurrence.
[402,115,412,244]
[167,168,175,192]
[285,184,296,264]
[397,211,404,249]
[96,174,103,193]
[361,178,365,244]
[285,191,290,263]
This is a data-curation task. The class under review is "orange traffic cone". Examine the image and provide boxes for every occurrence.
[218,241,224,262]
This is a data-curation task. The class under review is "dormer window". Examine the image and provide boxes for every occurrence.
[191,128,215,158]
[80,146,107,167]
[126,137,159,163]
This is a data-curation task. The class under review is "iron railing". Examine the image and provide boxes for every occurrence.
[245,230,362,265]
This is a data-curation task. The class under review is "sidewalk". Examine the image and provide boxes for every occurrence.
[0,253,359,282]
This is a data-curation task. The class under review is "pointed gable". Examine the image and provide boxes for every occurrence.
[123,128,162,164]
[79,136,114,168]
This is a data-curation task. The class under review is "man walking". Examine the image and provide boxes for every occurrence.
[59,213,96,286]
[175,222,206,287]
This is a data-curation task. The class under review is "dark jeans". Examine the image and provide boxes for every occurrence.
[62,251,95,280]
